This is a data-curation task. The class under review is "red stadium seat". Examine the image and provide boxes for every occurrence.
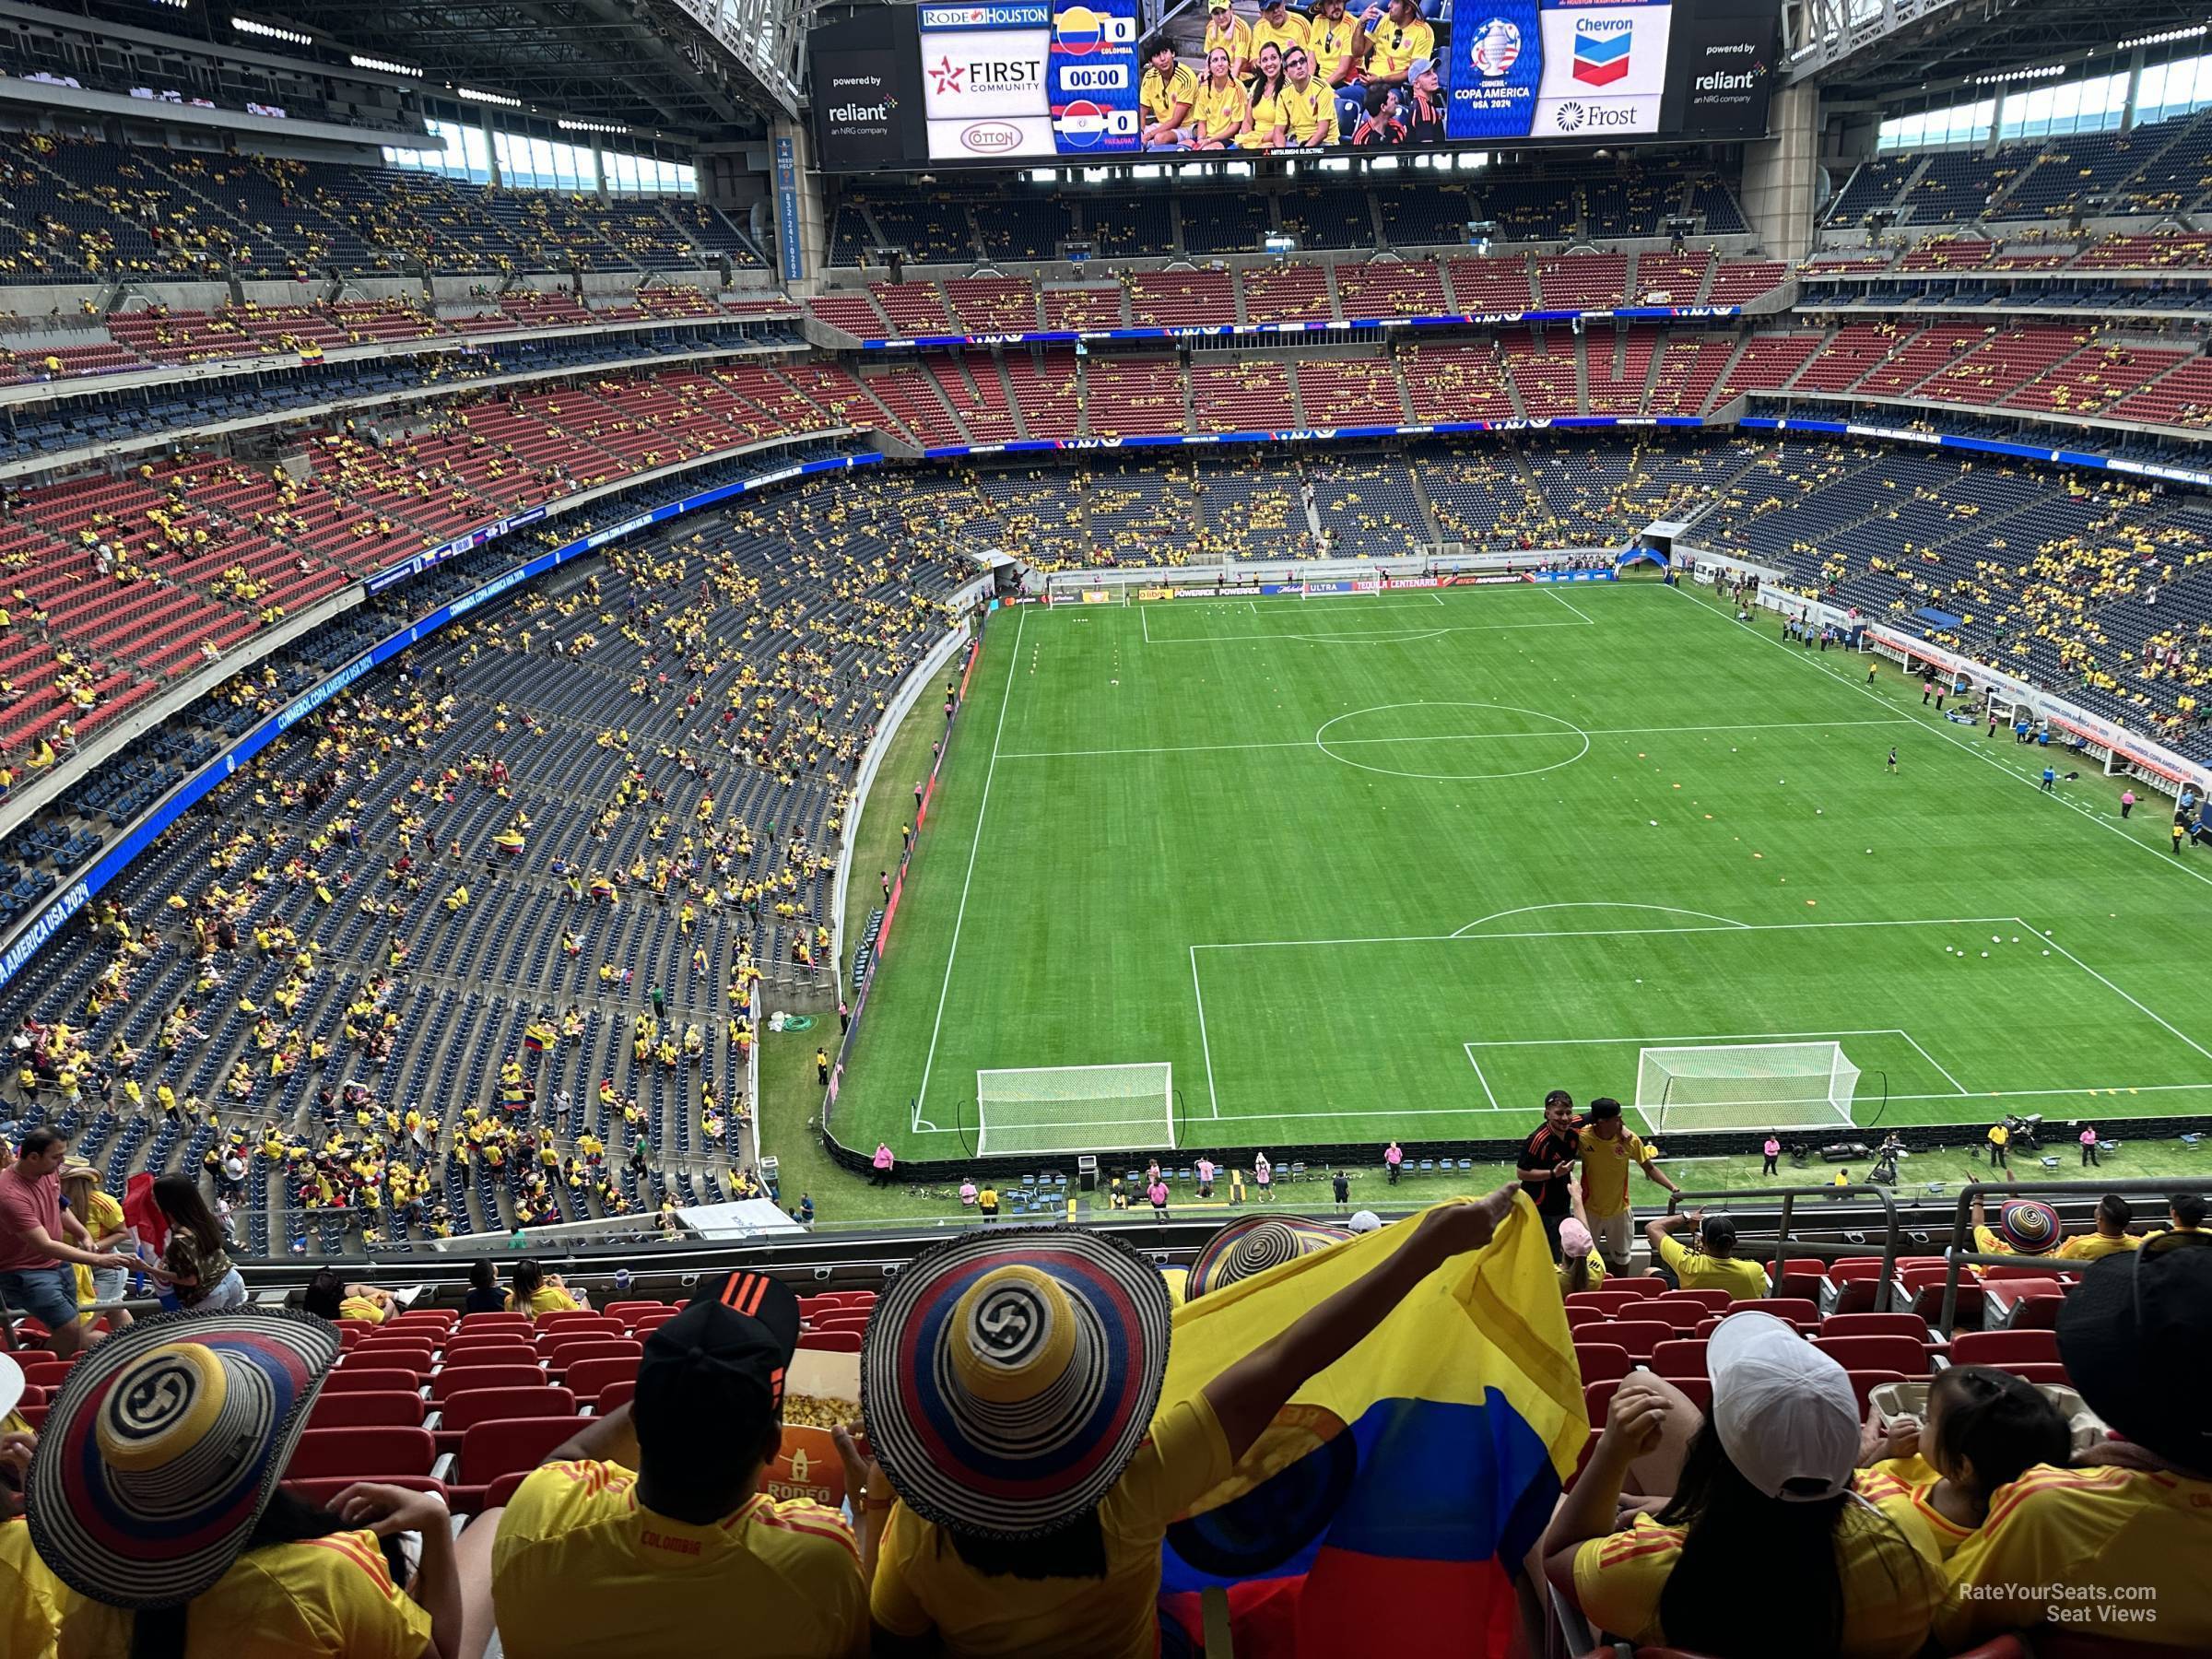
[460,1312,532,1332]
[798,1331,862,1354]
[1649,1289,1732,1318]
[435,1386,578,1453]
[440,1344,537,1370]
[562,1355,641,1399]
[1587,1320,1672,1362]
[429,1364,545,1402]
[15,1404,48,1432]
[1994,1361,2072,1385]
[1696,1297,1819,1334]
[1583,1379,1620,1429]
[389,1310,456,1331]
[1947,1329,2061,1368]
[1842,1371,1909,1415]
[602,1301,668,1328]
[594,1381,636,1416]
[535,1310,612,1332]
[457,1416,588,1488]
[1821,1312,1932,1341]
[286,1426,435,1481]
[1572,1343,1632,1384]
[309,1392,427,1430]
[323,1368,427,1395]
[1812,1335,1931,1376]
[1649,1339,1708,1378]
[285,1475,452,1512]
[544,1339,641,1379]
[1600,1278,1664,1300]
[1564,1290,1644,1316]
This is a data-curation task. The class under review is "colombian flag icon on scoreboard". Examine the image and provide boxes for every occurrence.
[1571,19,1632,86]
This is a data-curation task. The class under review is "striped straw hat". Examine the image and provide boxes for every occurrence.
[861,1226,1172,1538]
[1996,1198,2063,1255]
[1186,1213,1354,1300]
[27,1309,339,1609]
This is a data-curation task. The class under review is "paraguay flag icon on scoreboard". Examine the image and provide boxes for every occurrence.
[1571,18,1632,86]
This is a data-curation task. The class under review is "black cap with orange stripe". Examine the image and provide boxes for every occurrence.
[633,1270,803,1444]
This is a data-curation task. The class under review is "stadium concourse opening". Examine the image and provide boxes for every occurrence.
[830,575,2212,1177]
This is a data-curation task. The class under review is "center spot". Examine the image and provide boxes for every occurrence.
[1313,701,1591,781]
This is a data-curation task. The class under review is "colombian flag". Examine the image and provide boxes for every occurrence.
[1156,1196,1586,1657]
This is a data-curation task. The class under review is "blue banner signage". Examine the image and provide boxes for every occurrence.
[850,304,1742,352]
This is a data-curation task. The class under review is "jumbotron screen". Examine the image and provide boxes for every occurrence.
[808,0,1776,169]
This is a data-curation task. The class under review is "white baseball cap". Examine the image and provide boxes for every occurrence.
[1707,1312,1859,1502]
[1347,1210,1382,1233]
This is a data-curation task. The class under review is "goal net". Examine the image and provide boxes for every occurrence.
[975,1063,1173,1157]
[1634,1041,1860,1135]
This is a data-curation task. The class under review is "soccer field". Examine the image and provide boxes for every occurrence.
[837,579,2212,1163]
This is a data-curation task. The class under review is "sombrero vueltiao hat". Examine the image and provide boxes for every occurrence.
[862,1226,1171,1539]
[1996,1198,2063,1255]
[1185,1213,1354,1300]
[27,1308,339,1608]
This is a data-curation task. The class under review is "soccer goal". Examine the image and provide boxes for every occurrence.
[975,1063,1174,1157]
[1634,1041,1860,1135]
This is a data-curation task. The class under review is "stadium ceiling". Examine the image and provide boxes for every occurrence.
[262,0,802,136]
[1786,0,2211,99]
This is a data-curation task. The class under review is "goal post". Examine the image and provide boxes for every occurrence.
[975,1063,1174,1157]
[1633,1041,1860,1135]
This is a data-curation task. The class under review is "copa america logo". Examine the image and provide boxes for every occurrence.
[1553,100,1585,130]
[1471,17,1520,77]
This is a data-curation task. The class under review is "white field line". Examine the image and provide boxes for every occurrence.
[999,717,1910,762]
[1194,914,2022,952]
[1464,1047,1502,1110]
[1542,586,1596,624]
[1199,1081,2212,1123]
[1896,1030,1971,1095]
[1669,582,2212,898]
[1462,1028,1912,1049]
[2021,918,2212,1065]
[1191,945,1220,1121]
[912,605,1026,1128]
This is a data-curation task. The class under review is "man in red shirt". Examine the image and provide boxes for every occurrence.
[0,1127,135,1356]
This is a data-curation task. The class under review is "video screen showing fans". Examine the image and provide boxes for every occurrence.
[808,0,1773,166]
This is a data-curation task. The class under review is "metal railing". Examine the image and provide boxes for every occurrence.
[1667,1182,1906,1311]
[1936,1176,2212,1333]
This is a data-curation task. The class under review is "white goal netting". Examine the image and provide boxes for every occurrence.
[975,1063,1173,1157]
[1634,1042,1860,1135]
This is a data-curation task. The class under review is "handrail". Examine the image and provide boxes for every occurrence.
[1938,1176,2212,1334]
[1668,1182,1903,1311]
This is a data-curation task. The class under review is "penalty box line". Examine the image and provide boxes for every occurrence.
[1460,1029,1971,1112]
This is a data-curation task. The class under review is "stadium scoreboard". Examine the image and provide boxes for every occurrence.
[809,0,1776,169]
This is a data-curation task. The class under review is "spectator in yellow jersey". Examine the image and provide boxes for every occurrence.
[865,1194,1515,1656]
[1577,1097,1680,1273]
[1138,38,1197,147]
[1861,1364,2072,1563]
[507,1257,588,1315]
[2147,1191,2206,1239]
[1203,0,1253,78]
[2054,1192,2143,1261]
[1558,1214,1606,1296]
[484,1271,877,1657]
[1970,1194,2060,1257]
[1936,1236,2212,1650]
[1643,1207,1771,1300]
[32,1309,460,1658]
[1185,47,1251,147]
[1237,41,1290,147]
[1251,0,1309,65]
[1278,46,1339,146]
[1348,0,1433,116]
[1308,0,1361,87]
[1546,1315,1942,1658]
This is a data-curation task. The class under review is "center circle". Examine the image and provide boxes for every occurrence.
[1313,701,1591,781]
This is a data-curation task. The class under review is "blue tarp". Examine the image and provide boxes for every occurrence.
[1912,606,1965,628]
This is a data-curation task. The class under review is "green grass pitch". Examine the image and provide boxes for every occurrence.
[835,578,2212,1161]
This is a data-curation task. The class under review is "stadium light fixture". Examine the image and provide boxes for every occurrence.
[2117,23,2207,50]
[558,118,628,134]
[1971,63,2065,85]
[456,86,524,108]
[230,16,312,45]
[350,54,423,76]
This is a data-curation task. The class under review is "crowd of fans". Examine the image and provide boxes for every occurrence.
[0,1180,2205,1657]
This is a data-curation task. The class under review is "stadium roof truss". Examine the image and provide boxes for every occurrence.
[270,0,804,136]
[1784,0,2212,100]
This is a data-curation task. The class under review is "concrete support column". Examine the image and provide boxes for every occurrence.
[1740,80,1821,261]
